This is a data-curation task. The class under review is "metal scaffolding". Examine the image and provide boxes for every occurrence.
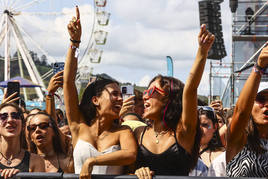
[210,0,268,107]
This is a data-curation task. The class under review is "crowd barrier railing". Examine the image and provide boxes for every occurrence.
[5,173,266,179]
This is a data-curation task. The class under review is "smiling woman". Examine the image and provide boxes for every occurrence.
[0,103,45,178]
[63,6,137,179]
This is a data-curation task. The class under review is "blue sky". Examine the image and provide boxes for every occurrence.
[0,0,233,96]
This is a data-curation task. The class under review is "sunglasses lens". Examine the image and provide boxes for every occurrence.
[148,87,154,97]
[11,112,20,120]
[27,125,37,131]
[39,123,50,130]
[0,113,8,121]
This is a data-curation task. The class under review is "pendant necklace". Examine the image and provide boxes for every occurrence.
[153,129,169,144]
[0,149,21,165]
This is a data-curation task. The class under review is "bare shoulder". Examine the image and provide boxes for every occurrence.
[29,153,45,172]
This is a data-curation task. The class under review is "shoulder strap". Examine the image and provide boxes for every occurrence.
[140,126,147,145]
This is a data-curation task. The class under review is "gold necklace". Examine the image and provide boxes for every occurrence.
[0,149,21,165]
[153,129,169,144]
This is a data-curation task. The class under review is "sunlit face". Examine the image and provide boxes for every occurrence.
[0,106,22,138]
[96,83,123,119]
[142,79,168,120]
[200,114,216,146]
[252,92,268,126]
[216,114,224,128]
[28,114,54,148]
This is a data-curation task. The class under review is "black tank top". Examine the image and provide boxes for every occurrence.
[0,151,30,172]
[136,127,192,175]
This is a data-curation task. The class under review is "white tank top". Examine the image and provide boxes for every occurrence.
[73,139,123,174]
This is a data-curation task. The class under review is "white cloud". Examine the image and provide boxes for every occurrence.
[138,75,151,87]
[1,0,233,98]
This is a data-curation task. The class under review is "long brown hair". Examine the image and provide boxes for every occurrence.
[148,75,201,170]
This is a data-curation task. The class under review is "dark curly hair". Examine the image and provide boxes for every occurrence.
[0,102,27,149]
[148,75,201,170]
[79,78,119,126]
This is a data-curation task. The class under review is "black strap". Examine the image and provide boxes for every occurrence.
[140,126,147,145]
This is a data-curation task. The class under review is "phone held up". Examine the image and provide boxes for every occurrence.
[121,85,134,100]
[7,81,20,105]
[53,62,65,75]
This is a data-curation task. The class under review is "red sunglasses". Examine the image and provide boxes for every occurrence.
[143,86,168,98]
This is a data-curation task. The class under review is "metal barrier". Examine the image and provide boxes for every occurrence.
[7,173,267,179]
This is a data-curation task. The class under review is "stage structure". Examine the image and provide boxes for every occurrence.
[209,0,268,107]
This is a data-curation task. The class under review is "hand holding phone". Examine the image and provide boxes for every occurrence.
[6,81,20,105]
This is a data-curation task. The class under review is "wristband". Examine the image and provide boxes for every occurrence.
[45,91,54,97]
[70,45,80,58]
[254,64,266,75]
[70,38,81,44]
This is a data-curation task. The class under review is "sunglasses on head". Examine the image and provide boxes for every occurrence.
[143,86,168,98]
[198,106,217,120]
[0,112,21,121]
[27,122,52,132]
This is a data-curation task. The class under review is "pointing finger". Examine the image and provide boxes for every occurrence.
[76,6,80,21]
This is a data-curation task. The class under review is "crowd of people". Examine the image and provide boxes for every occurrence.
[0,6,267,179]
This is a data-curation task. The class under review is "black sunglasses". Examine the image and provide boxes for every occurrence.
[27,122,52,132]
[0,112,21,121]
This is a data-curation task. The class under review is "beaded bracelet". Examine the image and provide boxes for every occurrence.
[254,64,266,75]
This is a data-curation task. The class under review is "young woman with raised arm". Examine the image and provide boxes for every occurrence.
[134,24,215,178]
[63,6,137,179]
[226,43,268,177]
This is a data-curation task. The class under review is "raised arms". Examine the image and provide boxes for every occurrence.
[178,24,215,153]
[63,6,82,145]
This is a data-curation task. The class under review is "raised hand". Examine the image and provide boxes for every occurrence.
[119,95,135,120]
[1,90,20,104]
[47,71,63,94]
[67,6,82,43]
[257,42,268,68]
[198,24,215,53]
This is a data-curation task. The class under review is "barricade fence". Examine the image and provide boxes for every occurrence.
[5,173,266,179]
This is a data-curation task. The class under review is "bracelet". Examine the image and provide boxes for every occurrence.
[70,38,81,44]
[254,64,266,75]
[70,45,80,58]
[45,91,54,97]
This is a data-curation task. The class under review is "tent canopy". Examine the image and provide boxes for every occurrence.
[0,76,41,88]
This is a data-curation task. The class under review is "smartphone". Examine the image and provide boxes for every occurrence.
[53,62,65,74]
[121,85,134,100]
[7,81,20,105]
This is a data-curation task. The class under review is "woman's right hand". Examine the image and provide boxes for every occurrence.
[67,6,81,43]
[1,90,20,104]
[257,42,268,68]
[135,167,154,179]
[119,95,135,119]
[0,168,20,179]
[47,71,63,94]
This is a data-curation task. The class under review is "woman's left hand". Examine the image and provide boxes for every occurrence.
[198,24,215,53]
[0,168,20,179]
[79,158,95,179]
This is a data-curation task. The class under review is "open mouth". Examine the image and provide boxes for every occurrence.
[264,110,268,116]
[36,135,45,140]
[6,125,16,131]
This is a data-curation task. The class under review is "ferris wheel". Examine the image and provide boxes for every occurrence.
[0,0,110,101]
